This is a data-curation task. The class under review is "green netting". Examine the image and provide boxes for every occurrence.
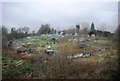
[51,34,57,37]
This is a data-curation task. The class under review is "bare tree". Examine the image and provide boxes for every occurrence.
[2,26,8,48]
[32,30,35,36]
[2,26,8,36]
[76,25,80,34]
[17,28,23,33]
[22,27,29,34]
[65,28,76,34]
[98,23,107,31]
[81,27,89,35]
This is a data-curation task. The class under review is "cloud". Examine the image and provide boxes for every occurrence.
[1,0,119,2]
[2,1,118,32]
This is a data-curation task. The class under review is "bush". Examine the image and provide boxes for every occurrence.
[2,56,34,79]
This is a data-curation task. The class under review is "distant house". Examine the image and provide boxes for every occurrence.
[89,31,96,36]
[88,31,96,39]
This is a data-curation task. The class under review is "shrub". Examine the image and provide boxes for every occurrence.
[2,56,34,79]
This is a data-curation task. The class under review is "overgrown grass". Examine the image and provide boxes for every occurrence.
[2,36,119,79]
[32,53,117,79]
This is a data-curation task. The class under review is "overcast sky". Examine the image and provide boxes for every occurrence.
[1,0,119,32]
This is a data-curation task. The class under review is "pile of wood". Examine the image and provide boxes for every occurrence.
[67,53,91,59]
[2,60,25,68]
[15,60,24,67]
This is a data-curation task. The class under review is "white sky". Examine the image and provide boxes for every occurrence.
[1,0,119,32]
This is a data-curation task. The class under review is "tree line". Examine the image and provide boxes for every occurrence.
[1,23,117,48]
